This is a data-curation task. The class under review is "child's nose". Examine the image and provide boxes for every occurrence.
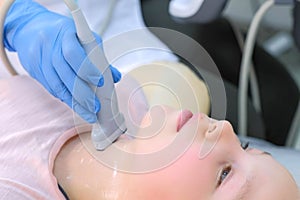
[207,121,217,133]
[198,120,224,159]
[206,119,224,140]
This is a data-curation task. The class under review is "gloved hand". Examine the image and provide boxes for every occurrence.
[4,0,121,123]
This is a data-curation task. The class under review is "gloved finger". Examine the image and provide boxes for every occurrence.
[63,93,98,123]
[73,100,98,123]
[51,55,101,114]
[23,63,56,97]
[109,65,122,83]
[21,61,97,123]
[60,31,104,87]
[16,40,57,97]
[93,32,102,45]
[71,76,101,114]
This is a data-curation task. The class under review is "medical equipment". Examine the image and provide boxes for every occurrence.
[235,0,300,149]
[168,0,263,137]
[0,0,127,151]
[168,0,228,23]
[169,0,299,146]
[64,0,127,150]
[237,0,294,137]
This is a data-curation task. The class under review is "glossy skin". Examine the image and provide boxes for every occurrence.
[54,105,300,200]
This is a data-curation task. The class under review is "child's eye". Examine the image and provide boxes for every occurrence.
[217,165,231,187]
[241,141,249,150]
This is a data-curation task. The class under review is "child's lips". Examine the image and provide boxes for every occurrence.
[177,110,193,131]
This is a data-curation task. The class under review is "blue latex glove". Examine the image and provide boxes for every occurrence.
[4,0,121,123]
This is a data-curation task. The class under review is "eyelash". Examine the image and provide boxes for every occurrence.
[217,165,231,187]
[241,141,250,150]
[217,142,250,187]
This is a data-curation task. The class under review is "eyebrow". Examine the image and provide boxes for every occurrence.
[233,151,271,199]
[262,151,272,156]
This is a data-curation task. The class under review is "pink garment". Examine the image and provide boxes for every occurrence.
[0,75,85,199]
[0,75,148,199]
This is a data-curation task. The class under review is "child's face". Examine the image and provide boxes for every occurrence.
[66,105,299,199]
[121,105,299,200]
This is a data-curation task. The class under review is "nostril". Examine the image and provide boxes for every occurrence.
[205,123,223,145]
[208,124,217,133]
[199,122,222,160]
